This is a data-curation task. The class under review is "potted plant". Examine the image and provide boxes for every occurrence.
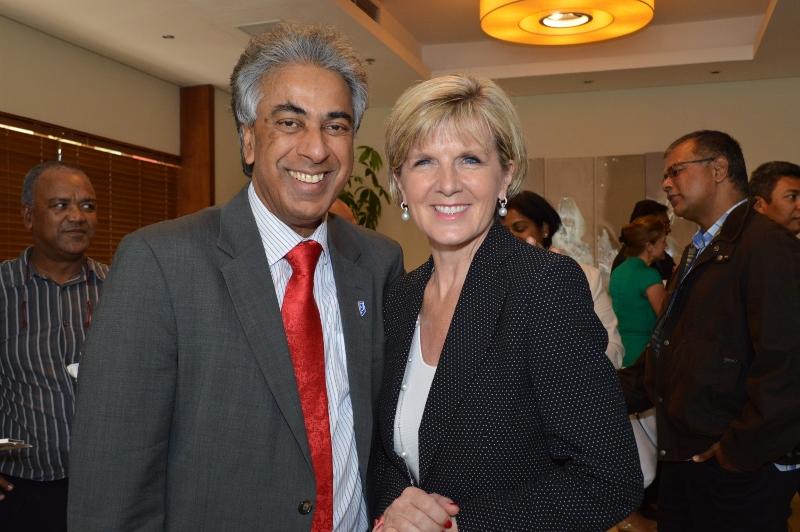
[338,145,390,230]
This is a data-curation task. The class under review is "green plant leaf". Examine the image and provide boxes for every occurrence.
[348,145,389,229]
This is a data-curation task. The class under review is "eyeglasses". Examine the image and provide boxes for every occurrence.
[663,157,715,181]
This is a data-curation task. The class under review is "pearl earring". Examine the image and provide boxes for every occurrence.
[400,202,410,222]
[498,198,508,217]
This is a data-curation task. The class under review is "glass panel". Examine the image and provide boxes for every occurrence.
[595,154,646,285]
[645,151,694,259]
[544,157,596,267]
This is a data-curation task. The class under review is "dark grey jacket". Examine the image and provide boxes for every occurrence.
[68,186,403,531]
[619,201,800,471]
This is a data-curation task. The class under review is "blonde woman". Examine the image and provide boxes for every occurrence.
[368,74,642,531]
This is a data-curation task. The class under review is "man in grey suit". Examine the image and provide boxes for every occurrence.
[68,23,403,531]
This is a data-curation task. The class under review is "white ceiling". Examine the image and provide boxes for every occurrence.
[1,0,798,107]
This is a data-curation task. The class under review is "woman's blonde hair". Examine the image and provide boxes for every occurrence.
[385,74,528,203]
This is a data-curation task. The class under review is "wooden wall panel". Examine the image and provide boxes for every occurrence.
[179,85,215,215]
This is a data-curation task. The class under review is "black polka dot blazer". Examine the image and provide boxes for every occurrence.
[369,223,643,531]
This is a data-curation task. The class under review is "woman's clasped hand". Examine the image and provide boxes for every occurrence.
[376,487,458,531]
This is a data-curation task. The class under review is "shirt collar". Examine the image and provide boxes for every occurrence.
[15,246,106,286]
[691,198,748,252]
[247,182,330,266]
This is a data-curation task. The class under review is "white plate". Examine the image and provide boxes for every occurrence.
[0,438,32,451]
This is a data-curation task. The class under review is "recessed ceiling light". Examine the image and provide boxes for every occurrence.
[541,12,592,29]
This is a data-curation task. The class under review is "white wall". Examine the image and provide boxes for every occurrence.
[1,16,247,206]
[354,76,800,270]
[513,77,800,167]
[5,13,797,269]
[0,16,179,154]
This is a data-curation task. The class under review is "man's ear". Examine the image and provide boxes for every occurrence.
[712,157,729,183]
[22,204,33,231]
[242,126,256,166]
[753,196,767,214]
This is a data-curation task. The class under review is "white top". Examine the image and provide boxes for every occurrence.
[579,263,625,369]
[393,317,437,483]
[248,184,367,532]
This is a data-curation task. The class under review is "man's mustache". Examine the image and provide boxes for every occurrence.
[61,222,89,232]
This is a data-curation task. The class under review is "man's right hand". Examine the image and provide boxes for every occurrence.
[0,474,13,501]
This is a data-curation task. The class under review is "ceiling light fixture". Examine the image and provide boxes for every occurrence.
[541,12,592,29]
[480,0,655,46]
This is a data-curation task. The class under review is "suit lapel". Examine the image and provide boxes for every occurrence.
[328,220,375,479]
[379,261,431,477]
[417,224,509,483]
[217,188,311,468]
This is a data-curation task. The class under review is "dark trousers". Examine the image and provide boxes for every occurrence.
[658,459,800,532]
[0,475,67,532]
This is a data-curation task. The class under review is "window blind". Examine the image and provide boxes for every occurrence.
[0,111,180,265]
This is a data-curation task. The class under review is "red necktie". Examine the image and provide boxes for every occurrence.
[282,241,333,531]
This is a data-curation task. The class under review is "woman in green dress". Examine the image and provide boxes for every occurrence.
[610,215,669,367]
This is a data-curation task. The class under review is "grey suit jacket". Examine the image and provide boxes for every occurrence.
[68,187,404,531]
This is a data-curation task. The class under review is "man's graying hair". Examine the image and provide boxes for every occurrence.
[21,161,85,206]
[230,23,368,177]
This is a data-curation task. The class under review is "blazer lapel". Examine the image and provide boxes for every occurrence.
[217,188,311,469]
[417,224,509,484]
[379,260,430,477]
[328,220,376,479]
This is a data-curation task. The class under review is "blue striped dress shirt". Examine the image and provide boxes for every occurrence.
[248,184,368,531]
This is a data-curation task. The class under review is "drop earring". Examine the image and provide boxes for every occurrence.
[400,202,410,222]
[498,197,508,217]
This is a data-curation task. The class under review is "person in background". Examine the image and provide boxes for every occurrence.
[369,73,641,531]
[618,130,800,531]
[0,161,107,532]
[503,190,625,369]
[609,215,668,368]
[610,216,670,532]
[612,199,675,280]
[749,160,800,236]
[749,161,800,502]
[504,192,659,532]
[68,23,403,531]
